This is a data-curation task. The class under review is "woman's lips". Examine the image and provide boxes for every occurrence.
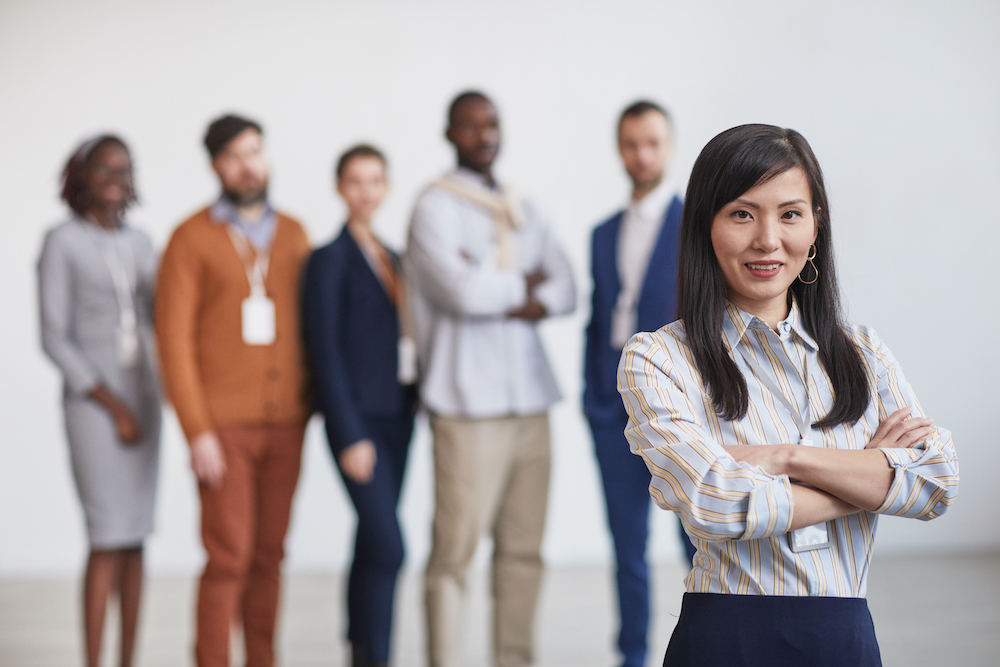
[745,261,783,278]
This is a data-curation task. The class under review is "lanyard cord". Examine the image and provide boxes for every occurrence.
[226,225,270,296]
[84,222,136,325]
[737,334,813,446]
[738,332,833,550]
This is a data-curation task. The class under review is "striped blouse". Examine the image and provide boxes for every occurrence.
[617,301,959,597]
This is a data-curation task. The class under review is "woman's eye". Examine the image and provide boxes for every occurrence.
[733,210,751,220]
[782,210,801,220]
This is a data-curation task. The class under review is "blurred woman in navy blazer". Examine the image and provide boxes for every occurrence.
[302,145,418,667]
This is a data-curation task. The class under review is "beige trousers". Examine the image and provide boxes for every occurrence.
[425,412,552,667]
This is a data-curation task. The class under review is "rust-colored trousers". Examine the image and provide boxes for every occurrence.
[195,423,305,667]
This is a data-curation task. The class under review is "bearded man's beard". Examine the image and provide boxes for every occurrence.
[223,183,268,207]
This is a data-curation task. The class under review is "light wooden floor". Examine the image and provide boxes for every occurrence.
[1,553,997,666]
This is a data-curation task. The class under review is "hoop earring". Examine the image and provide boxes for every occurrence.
[798,244,819,285]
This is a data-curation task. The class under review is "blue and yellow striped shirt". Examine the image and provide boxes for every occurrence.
[618,301,959,597]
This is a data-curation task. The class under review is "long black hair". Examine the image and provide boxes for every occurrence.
[677,124,868,428]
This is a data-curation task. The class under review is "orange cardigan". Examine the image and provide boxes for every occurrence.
[155,207,311,441]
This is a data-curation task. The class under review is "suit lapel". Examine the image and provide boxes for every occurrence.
[598,211,623,298]
[343,226,395,307]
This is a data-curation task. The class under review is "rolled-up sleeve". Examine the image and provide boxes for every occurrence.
[857,328,959,520]
[618,331,794,541]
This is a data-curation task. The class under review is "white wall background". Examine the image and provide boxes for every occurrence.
[1,0,997,577]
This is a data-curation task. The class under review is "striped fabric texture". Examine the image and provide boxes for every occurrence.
[618,301,958,597]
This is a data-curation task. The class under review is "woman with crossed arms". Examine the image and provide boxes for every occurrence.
[618,124,958,666]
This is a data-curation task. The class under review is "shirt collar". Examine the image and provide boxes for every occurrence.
[209,195,275,227]
[628,176,676,223]
[72,213,130,233]
[721,298,818,354]
[451,166,500,192]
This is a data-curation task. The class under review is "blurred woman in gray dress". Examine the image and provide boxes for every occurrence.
[38,134,161,667]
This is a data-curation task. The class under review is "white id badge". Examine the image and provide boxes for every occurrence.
[117,310,141,367]
[242,293,276,345]
[398,336,418,384]
[789,435,831,552]
[791,521,833,552]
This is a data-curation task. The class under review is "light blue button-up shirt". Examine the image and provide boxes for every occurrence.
[210,196,277,251]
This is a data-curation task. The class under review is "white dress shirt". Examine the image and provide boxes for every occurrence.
[611,178,678,348]
[404,168,577,418]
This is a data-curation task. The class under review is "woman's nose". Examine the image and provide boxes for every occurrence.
[752,219,781,252]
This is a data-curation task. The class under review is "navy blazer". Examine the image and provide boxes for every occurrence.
[302,227,417,454]
[583,195,684,424]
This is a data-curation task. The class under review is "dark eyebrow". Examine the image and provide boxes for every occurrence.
[731,198,808,209]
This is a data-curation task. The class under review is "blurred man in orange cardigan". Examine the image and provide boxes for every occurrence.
[156,114,311,667]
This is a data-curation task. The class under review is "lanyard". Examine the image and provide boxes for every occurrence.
[226,225,270,297]
[350,226,418,385]
[84,222,136,326]
[738,332,832,551]
[738,335,813,446]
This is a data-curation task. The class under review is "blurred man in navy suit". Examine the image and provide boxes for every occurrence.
[583,101,696,667]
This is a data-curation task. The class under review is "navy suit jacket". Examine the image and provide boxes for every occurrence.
[302,227,417,454]
[583,195,684,424]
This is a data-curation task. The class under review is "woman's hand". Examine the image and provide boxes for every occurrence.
[866,407,936,450]
[88,384,142,445]
[724,408,938,513]
[113,409,142,444]
[340,439,377,484]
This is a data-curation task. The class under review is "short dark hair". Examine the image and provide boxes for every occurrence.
[203,113,263,158]
[60,134,137,215]
[677,124,868,428]
[335,144,387,180]
[447,90,492,127]
[618,100,672,135]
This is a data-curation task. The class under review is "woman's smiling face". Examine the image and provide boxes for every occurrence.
[710,166,818,325]
[85,142,132,211]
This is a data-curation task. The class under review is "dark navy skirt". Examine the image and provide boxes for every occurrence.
[663,593,882,666]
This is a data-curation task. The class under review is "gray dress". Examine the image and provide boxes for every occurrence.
[38,216,161,549]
